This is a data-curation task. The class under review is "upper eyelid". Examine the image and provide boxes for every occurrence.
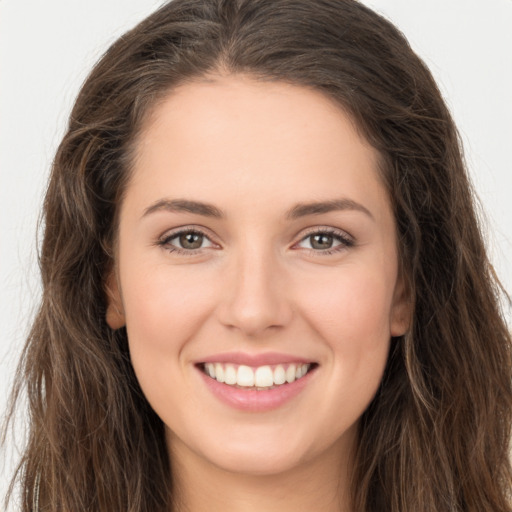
[159,225,352,238]
[159,225,217,242]
[296,225,353,240]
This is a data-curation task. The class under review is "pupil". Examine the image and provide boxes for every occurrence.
[311,234,333,249]
[180,232,203,249]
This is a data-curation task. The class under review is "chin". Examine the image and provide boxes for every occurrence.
[168,423,317,477]
[207,443,308,477]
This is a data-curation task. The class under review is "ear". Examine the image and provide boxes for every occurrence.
[105,270,126,330]
[390,274,412,337]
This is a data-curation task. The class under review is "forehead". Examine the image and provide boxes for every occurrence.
[127,74,388,220]
[138,74,367,157]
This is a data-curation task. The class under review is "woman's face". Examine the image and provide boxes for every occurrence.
[107,75,409,477]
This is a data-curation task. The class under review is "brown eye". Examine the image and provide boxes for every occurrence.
[159,228,215,254]
[296,229,354,254]
[310,233,334,250]
[179,232,204,249]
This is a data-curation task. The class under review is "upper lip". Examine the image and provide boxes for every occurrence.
[198,352,316,366]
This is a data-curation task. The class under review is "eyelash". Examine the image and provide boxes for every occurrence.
[157,226,355,257]
[157,227,212,257]
[298,227,355,255]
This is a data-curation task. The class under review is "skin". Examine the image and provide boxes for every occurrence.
[106,74,410,511]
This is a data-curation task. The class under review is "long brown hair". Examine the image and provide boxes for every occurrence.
[4,0,512,510]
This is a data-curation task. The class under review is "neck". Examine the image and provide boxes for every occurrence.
[167,433,355,512]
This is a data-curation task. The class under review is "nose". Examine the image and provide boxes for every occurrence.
[216,243,293,338]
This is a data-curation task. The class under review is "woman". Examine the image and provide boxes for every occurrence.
[4,0,512,510]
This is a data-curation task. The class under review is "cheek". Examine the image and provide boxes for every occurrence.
[119,264,222,421]
[302,263,395,338]
[120,265,217,367]
[298,263,394,388]
[303,270,393,437]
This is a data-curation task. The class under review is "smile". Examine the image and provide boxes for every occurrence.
[201,362,313,389]
[195,353,319,411]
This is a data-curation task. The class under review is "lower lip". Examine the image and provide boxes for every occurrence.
[197,366,316,412]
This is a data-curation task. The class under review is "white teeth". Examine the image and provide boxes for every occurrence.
[203,362,312,388]
[255,366,273,387]
[215,363,225,383]
[237,365,255,387]
[286,364,296,383]
[273,365,286,385]
[224,364,237,385]
[205,363,215,377]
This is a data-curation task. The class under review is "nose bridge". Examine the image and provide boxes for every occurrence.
[219,234,292,336]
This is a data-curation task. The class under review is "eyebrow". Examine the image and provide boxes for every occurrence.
[143,199,224,218]
[286,198,374,221]
[142,197,374,221]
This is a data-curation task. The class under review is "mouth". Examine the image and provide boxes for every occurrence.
[197,362,318,390]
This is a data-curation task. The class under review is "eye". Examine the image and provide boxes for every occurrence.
[158,228,215,254]
[296,228,354,255]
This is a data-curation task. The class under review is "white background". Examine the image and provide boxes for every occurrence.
[1,0,511,507]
